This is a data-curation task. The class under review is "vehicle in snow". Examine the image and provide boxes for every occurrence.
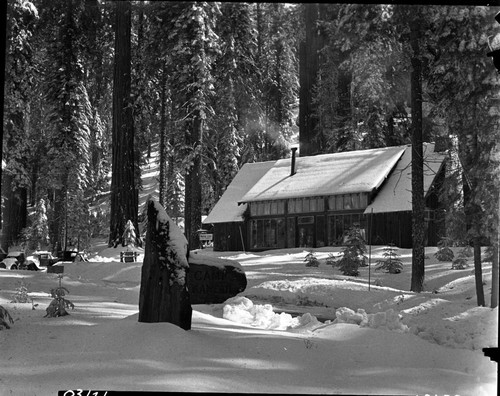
[0,251,39,271]
[57,249,89,263]
[29,251,61,267]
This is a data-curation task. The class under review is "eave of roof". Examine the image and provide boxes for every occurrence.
[203,161,275,224]
[364,143,446,214]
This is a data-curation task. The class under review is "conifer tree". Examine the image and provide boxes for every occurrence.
[40,0,92,252]
[205,2,255,208]
[2,0,38,250]
[166,2,220,248]
[22,198,50,251]
[427,6,500,305]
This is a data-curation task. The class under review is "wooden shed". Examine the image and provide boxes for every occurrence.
[203,143,446,251]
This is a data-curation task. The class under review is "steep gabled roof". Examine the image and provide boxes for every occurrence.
[239,146,406,203]
[204,143,447,225]
[365,143,446,213]
[203,161,275,224]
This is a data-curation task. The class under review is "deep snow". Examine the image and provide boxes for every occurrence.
[0,243,497,395]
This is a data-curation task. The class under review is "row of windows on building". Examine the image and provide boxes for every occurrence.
[249,193,369,217]
[250,213,367,250]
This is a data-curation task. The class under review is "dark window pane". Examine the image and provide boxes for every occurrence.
[316,216,325,247]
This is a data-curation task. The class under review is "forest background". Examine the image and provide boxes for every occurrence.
[2,1,499,297]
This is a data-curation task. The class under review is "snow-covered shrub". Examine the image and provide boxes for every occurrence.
[435,247,454,261]
[325,253,337,266]
[375,244,403,274]
[451,247,471,270]
[304,251,320,267]
[434,237,455,262]
[451,258,469,270]
[45,275,74,318]
[333,224,367,276]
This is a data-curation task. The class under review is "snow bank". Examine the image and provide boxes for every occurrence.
[222,296,320,332]
[333,306,409,333]
[409,306,498,350]
[222,296,408,335]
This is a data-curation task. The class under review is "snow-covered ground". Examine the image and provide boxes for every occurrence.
[0,242,497,395]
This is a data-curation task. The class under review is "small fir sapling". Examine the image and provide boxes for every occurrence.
[375,244,403,274]
[333,224,367,276]
[45,274,74,317]
[10,279,39,309]
[304,251,320,267]
[435,237,455,262]
[123,219,137,247]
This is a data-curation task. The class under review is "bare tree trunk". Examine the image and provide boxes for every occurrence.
[492,237,499,308]
[410,9,425,293]
[159,66,168,208]
[492,194,499,308]
[109,0,139,247]
[187,113,203,249]
[474,236,485,306]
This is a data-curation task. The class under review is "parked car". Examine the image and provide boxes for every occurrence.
[0,251,39,271]
[57,250,89,263]
[29,251,61,267]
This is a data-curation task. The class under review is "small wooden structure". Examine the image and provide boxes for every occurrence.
[120,251,138,262]
[47,265,64,274]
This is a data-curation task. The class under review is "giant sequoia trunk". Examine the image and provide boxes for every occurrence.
[1,174,27,251]
[410,11,425,293]
[0,1,6,220]
[138,198,192,330]
[299,3,323,157]
[108,0,139,247]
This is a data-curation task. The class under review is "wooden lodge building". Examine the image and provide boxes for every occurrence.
[203,143,447,252]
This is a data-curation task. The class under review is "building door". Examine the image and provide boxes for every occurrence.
[298,216,314,247]
[286,217,295,248]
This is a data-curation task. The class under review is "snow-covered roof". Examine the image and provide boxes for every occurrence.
[364,143,446,214]
[239,146,406,203]
[203,161,275,224]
